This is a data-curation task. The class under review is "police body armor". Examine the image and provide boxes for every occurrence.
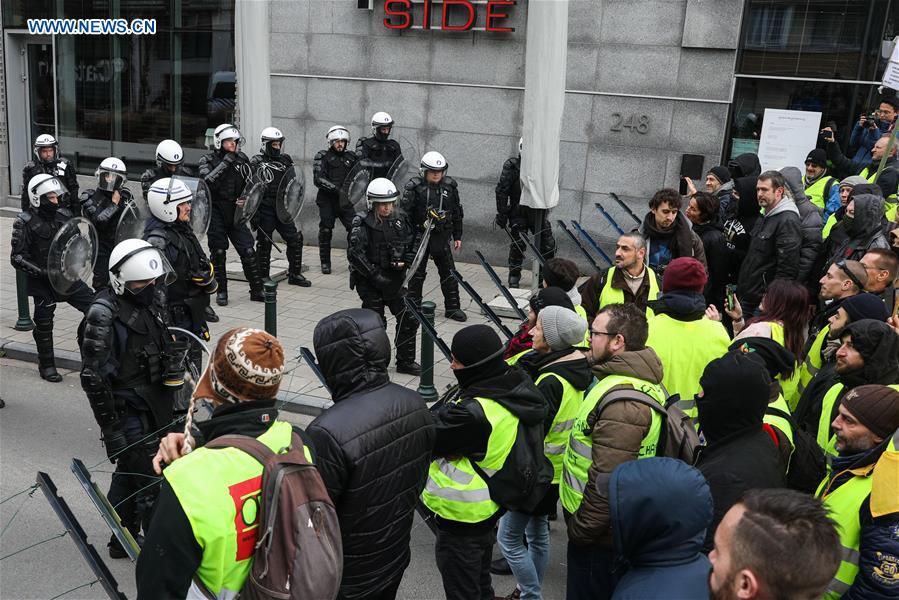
[140,165,195,199]
[21,157,80,214]
[404,176,463,251]
[313,148,359,200]
[349,211,415,296]
[356,137,402,179]
[199,150,251,205]
[83,188,131,249]
[496,156,522,216]
[11,207,73,294]
[249,153,293,207]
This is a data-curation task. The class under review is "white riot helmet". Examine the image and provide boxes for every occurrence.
[327,125,350,150]
[366,177,399,210]
[518,137,523,154]
[147,177,193,223]
[108,238,174,296]
[27,174,68,208]
[156,139,184,168]
[419,151,448,177]
[371,112,394,141]
[213,124,242,150]
[95,157,128,192]
[260,126,285,157]
[33,133,59,164]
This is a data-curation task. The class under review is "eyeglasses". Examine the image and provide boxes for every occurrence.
[835,259,865,290]
[590,330,617,338]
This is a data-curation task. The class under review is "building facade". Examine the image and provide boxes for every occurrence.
[2,0,897,265]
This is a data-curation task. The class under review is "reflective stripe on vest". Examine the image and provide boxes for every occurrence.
[797,326,829,408]
[165,421,297,597]
[816,464,875,598]
[420,396,518,523]
[560,375,666,514]
[804,175,837,211]
[769,322,802,410]
[597,266,659,318]
[646,314,730,419]
[536,371,585,484]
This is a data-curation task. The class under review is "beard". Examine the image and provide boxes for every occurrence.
[708,567,736,600]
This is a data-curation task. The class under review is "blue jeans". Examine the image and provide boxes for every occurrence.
[566,541,615,600]
[497,511,550,600]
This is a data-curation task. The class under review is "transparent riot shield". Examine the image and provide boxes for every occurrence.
[340,162,372,215]
[388,135,420,192]
[234,179,265,227]
[171,176,212,238]
[114,195,150,244]
[47,217,98,295]
[276,166,307,225]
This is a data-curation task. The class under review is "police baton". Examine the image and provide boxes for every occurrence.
[593,202,626,236]
[556,220,606,273]
[474,251,528,321]
[571,220,615,267]
[299,347,331,396]
[450,270,514,340]
[403,297,453,362]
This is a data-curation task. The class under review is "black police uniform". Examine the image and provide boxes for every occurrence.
[356,135,402,180]
[82,187,132,290]
[347,209,418,368]
[249,151,310,286]
[139,165,195,200]
[21,154,80,215]
[79,287,183,553]
[313,146,359,272]
[495,155,556,286]
[403,176,464,316]
[10,203,94,380]
[198,149,263,303]
[143,218,216,370]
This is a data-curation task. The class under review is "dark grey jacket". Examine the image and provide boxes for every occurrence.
[780,167,823,285]
[737,197,802,307]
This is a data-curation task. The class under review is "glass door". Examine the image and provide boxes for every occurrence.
[25,40,56,145]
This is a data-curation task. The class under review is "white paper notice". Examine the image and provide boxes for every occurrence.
[757,109,823,172]
[883,37,899,91]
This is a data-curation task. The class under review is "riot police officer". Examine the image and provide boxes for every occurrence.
[82,157,131,290]
[348,178,421,375]
[404,151,467,322]
[495,138,557,287]
[21,134,80,215]
[356,112,402,180]
[140,139,194,200]
[143,178,217,369]
[314,125,359,274]
[11,174,94,382]
[250,127,310,287]
[79,238,187,558]
[199,124,264,305]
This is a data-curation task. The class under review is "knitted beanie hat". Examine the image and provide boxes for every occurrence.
[662,257,708,294]
[708,166,731,185]
[840,384,899,439]
[539,306,587,351]
[841,293,890,324]
[193,327,285,404]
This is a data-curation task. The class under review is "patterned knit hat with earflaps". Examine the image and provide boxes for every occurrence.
[193,327,285,404]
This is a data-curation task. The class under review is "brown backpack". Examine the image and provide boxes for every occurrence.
[204,431,343,600]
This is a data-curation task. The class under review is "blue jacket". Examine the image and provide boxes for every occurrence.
[849,121,890,163]
[610,458,712,599]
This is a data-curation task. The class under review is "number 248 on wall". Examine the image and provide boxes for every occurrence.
[611,114,650,134]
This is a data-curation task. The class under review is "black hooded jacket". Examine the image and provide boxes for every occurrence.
[727,153,762,180]
[306,309,436,598]
[825,192,890,265]
[723,176,761,281]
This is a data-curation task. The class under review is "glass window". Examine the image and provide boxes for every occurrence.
[118,32,174,145]
[178,29,236,149]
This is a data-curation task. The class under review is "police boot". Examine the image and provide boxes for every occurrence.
[257,239,272,280]
[211,249,228,306]
[33,317,62,383]
[204,304,220,323]
[286,241,311,287]
[319,227,332,274]
[508,261,523,289]
[241,250,265,302]
[442,280,467,322]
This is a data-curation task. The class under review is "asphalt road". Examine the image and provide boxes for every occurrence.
[0,358,569,599]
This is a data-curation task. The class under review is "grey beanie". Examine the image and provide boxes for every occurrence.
[839,175,868,190]
[539,306,587,350]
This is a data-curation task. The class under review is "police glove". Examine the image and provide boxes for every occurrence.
[372,271,392,291]
[101,425,129,464]
[162,339,191,388]
[428,208,447,222]
[222,152,237,166]
[494,213,508,230]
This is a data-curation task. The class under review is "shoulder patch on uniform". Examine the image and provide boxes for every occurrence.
[872,551,899,587]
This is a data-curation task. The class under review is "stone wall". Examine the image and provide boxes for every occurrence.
[269,0,745,271]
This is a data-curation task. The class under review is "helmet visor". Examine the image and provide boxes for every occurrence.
[98,170,127,192]
[112,245,177,293]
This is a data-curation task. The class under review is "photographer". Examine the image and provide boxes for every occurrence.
[822,127,899,213]
[848,98,897,163]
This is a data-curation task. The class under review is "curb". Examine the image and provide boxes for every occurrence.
[0,337,329,416]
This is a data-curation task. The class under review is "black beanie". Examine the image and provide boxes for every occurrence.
[529,286,574,314]
[697,352,772,444]
[708,165,731,185]
[805,149,828,167]
[451,324,504,367]
[841,293,889,324]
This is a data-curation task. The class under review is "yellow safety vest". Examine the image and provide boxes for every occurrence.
[804,175,838,211]
[764,393,794,448]
[816,463,875,598]
[597,266,659,318]
[574,304,591,348]
[769,322,802,410]
[860,166,898,217]
[536,371,585,483]
[560,374,666,514]
[164,421,305,598]
[797,326,829,410]
[420,396,518,523]
[822,212,839,240]
[646,314,730,420]
[506,348,532,366]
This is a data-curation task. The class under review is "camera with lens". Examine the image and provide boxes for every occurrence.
[865,113,880,129]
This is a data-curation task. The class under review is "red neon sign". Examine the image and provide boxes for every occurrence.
[383,0,516,32]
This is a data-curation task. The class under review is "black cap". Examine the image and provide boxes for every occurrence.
[805,149,827,167]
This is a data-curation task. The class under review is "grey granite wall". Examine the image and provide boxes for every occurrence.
[269,0,745,272]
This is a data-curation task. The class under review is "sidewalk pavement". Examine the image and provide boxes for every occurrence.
[0,211,541,414]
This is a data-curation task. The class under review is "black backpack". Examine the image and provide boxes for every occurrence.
[765,406,826,493]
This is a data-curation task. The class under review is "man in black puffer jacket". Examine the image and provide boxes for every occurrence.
[306,308,436,600]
